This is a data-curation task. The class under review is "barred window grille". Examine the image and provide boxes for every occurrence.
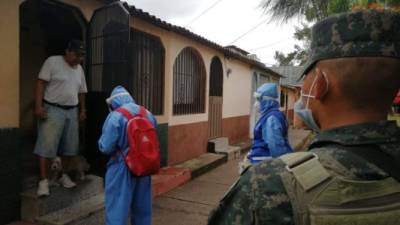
[173,47,206,115]
[131,29,165,115]
[88,3,130,93]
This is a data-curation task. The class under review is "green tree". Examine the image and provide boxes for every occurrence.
[260,0,349,23]
[264,0,400,66]
[273,23,310,66]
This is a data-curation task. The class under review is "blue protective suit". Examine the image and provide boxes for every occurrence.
[248,83,293,164]
[98,86,157,225]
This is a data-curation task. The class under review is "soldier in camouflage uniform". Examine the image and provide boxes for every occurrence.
[208,10,400,225]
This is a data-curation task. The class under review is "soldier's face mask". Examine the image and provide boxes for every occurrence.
[294,72,329,132]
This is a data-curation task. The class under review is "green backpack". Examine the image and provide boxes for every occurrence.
[279,148,400,225]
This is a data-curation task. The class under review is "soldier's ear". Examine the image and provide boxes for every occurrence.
[314,68,329,101]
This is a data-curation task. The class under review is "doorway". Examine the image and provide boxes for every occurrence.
[19,0,86,189]
[208,56,223,139]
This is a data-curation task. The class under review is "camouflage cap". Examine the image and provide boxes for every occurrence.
[300,10,400,77]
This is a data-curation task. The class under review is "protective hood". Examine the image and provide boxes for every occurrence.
[254,83,280,114]
[106,86,135,110]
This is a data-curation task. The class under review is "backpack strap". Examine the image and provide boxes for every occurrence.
[280,152,331,191]
[116,106,147,120]
[138,106,147,117]
[116,107,134,120]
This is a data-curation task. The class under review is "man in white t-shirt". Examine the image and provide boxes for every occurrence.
[34,40,87,196]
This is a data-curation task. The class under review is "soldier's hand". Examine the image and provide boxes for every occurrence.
[35,106,47,119]
[80,110,87,121]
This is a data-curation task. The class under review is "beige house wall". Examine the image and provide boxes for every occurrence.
[223,59,252,118]
[132,18,253,126]
[1,0,254,129]
[0,1,20,128]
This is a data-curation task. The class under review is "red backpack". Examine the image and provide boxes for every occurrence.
[116,106,160,176]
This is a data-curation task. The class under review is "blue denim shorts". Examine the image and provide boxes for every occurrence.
[33,103,79,158]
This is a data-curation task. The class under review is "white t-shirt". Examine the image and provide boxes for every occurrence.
[38,56,87,106]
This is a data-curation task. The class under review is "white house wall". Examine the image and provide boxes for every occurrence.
[132,18,253,126]
[223,59,252,118]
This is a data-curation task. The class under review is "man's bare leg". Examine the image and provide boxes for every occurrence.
[39,157,49,179]
[37,156,50,196]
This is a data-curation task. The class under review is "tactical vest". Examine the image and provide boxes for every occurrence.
[279,150,400,225]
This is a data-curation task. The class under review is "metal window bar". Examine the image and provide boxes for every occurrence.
[88,2,130,93]
[130,29,165,115]
[173,47,206,115]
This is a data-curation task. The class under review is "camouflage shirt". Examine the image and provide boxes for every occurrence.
[208,121,400,225]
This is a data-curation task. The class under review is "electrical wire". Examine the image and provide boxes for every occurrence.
[247,39,288,51]
[185,0,224,27]
[228,18,269,45]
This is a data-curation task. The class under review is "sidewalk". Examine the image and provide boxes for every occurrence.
[8,128,312,225]
[152,158,242,225]
[152,128,312,225]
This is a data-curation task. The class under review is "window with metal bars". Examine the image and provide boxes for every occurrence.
[173,47,206,115]
[130,29,165,115]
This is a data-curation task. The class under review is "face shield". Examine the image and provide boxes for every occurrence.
[253,92,279,114]
[105,92,131,112]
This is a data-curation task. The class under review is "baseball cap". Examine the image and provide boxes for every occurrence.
[67,39,86,56]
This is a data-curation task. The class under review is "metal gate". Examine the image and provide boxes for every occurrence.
[130,29,165,115]
[88,2,130,93]
[209,57,223,138]
[85,2,130,176]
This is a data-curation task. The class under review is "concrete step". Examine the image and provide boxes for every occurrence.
[152,153,227,197]
[21,175,104,222]
[214,146,241,160]
[208,137,229,152]
[232,140,252,154]
[35,194,104,225]
[174,153,226,179]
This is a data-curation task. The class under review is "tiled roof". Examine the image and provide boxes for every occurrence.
[121,3,283,78]
[269,66,303,87]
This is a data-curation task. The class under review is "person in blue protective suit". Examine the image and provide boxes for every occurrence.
[246,83,293,166]
[98,86,157,225]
